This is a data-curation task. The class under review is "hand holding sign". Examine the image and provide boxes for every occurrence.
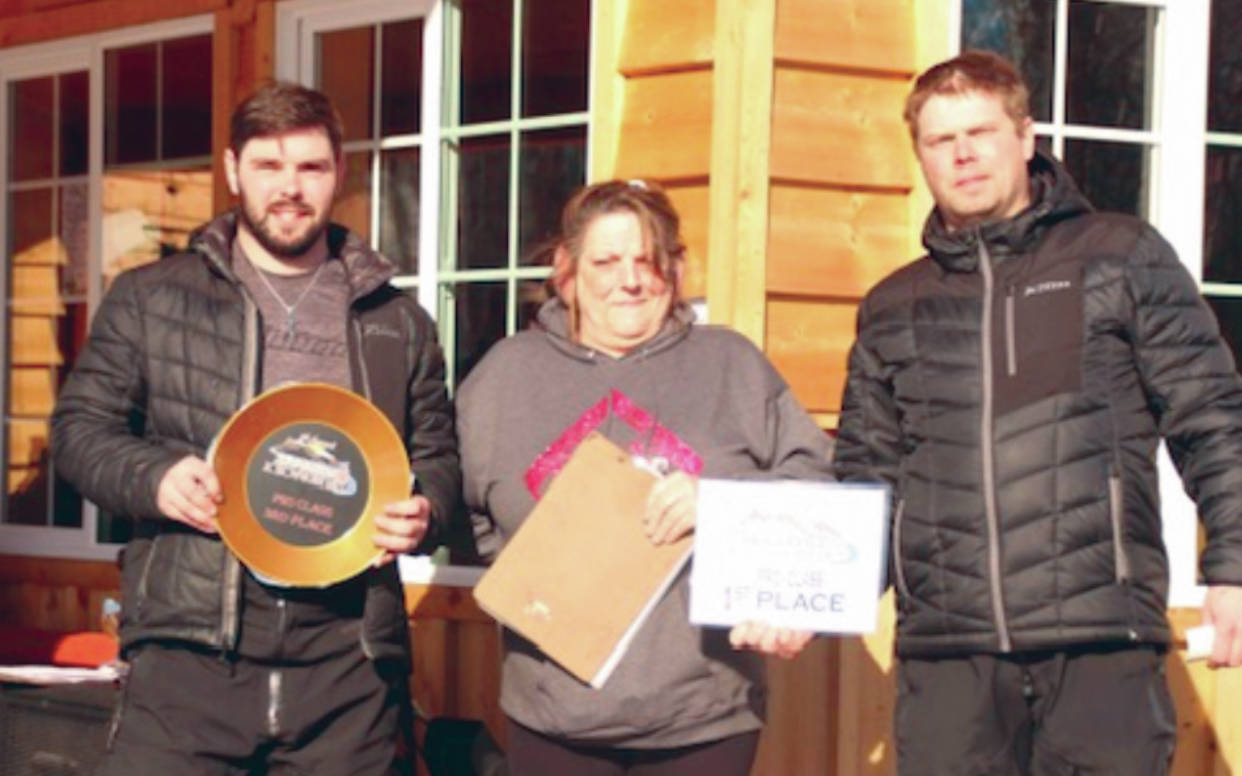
[690,479,889,634]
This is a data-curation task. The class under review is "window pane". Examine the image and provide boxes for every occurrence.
[454,134,510,269]
[522,0,589,117]
[9,187,53,260]
[102,165,213,285]
[460,0,512,124]
[335,150,373,242]
[1204,146,1242,283]
[380,147,419,275]
[449,281,506,387]
[959,0,1055,123]
[60,184,89,297]
[1062,139,1148,218]
[1205,297,1242,371]
[318,26,375,142]
[162,35,212,160]
[10,76,55,182]
[1066,1,1155,130]
[518,126,585,264]
[5,418,49,525]
[60,71,89,176]
[381,18,423,136]
[105,43,158,165]
[1209,0,1242,133]
[517,278,548,332]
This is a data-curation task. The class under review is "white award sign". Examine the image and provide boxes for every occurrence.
[690,479,889,633]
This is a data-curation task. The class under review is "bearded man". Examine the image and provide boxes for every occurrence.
[51,82,459,775]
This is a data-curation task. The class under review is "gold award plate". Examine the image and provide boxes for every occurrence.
[210,382,409,587]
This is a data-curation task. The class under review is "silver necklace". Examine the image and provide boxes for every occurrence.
[253,260,327,334]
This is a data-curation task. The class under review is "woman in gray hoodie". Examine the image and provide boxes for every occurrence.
[456,179,834,776]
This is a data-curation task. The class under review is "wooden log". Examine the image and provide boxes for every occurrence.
[618,0,713,76]
[753,637,839,775]
[765,297,858,413]
[775,0,915,75]
[663,182,709,300]
[767,183,912,298]
[0,0,227,47]
[771,67,913,190]
[614,70,713,181]
[706,0,775,344]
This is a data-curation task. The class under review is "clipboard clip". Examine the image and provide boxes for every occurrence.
[632,455,670,477]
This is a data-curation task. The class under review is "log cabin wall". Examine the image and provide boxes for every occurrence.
[2,0,1242,773]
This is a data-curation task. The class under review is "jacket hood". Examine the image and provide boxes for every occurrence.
[534,297,696,362]
[922,149,1093,273]
[188,210,396,301]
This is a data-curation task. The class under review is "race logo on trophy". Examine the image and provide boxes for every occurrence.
[246,423,371,548]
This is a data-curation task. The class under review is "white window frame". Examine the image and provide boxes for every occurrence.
[276,0,444,317]
[278,0,593,387]
[0,14,214,561]
[950,0,1212,605]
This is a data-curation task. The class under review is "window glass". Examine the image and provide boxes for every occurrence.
[454,133,510,270]
[1209,0,1242,134]
[1062,139,1148,218]
[317,26,375,142]
[161,35,213,160]
[1203,147,1242,284]
[380,147,420,274]
[334,150,373,242]
[960,0,1055,122]
[105,43,158,165]
[4,74,89,529]
[518,125,585,263]
[10,77,55,182]
[522,0,590,118]
[448,280,506,386]
[1066,1,1154,130]
[381,18,423,136]
[460,0,513,124]
[1205,0,1242,285]
[59,71,89,177]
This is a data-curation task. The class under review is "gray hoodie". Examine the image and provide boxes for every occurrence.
[456,299,833,748]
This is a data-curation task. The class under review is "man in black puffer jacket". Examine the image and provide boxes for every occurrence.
[51,83,459,775]
[834,51,1242,776]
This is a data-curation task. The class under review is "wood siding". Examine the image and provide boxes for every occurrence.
[3,1,1241,774]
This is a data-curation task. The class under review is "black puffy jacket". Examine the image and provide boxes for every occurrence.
[834,152,1242,657]
[51,212,460,661]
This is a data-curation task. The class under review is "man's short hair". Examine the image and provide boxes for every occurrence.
[230,82,344,158]
[903,50,1031,141]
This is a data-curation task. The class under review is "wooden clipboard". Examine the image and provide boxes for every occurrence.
[472,432,692,688]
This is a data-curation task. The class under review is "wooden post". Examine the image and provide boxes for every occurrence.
[705,0,775,345]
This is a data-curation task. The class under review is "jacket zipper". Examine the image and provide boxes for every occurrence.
[350,315,378,661]
[977,236,1012,652]
[1108,467,1131,583]
[352,317,374,400]
[891,499,911,598]
[220,291,262,652]
[267,668,283,736]
[1005,285,1017,377]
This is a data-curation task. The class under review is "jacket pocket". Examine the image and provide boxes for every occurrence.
[1108,471,1131,583]
[891,499,911,598]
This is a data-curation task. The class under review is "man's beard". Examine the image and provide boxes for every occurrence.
[238,193,331,259]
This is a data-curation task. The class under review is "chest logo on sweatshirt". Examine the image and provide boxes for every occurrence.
[524,389,703,499]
